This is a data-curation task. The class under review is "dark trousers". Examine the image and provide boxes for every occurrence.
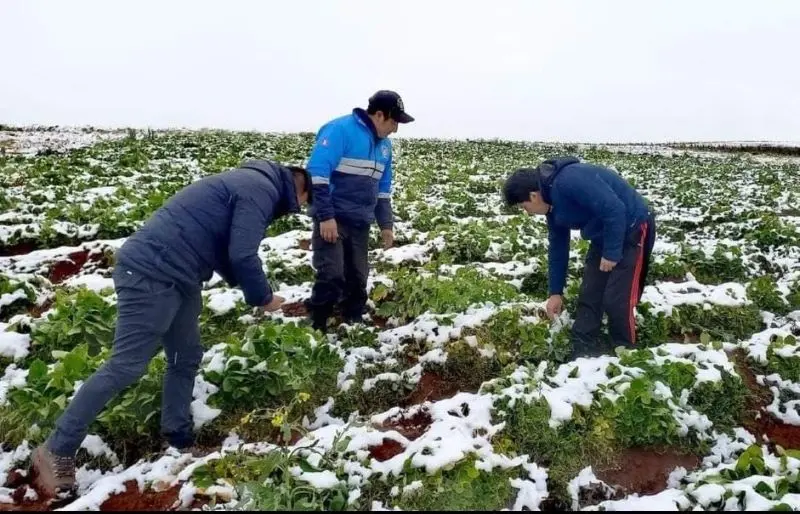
[570,214,656,355]
[307,220,370,325]
[47,264,203,457]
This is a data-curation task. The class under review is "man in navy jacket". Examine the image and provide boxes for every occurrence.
[503,157,656,360]
[32,159,311,497]
[304,90,414,331]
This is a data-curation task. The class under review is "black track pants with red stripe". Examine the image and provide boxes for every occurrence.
[570,214,656,352]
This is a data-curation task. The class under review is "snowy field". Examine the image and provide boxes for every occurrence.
[0,127,799,511]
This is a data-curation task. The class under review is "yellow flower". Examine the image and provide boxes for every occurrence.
[298,392,311,403]
[271,413,285,427]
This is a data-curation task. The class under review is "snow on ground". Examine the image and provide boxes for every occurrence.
[2,129,800,510]
[0,322,30,362]
[0,127,128,156]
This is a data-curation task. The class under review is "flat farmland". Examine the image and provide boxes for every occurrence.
[1,126,799,511]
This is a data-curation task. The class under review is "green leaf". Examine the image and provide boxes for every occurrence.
[753,480,773,495]
[53,394,67,410]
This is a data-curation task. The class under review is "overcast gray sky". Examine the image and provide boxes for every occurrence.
[2,0,799,143]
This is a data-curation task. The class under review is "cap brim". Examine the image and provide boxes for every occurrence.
[394,112,414,123]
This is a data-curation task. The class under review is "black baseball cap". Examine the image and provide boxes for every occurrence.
[368,90,415,123]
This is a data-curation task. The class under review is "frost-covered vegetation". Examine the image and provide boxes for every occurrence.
[1,126,799,511]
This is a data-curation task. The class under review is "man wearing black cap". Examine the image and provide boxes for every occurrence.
[304,90,415,331]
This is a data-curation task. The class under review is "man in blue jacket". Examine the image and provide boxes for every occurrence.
[304,90,414,331]
[31,159,311,497]
[503,157,656,360]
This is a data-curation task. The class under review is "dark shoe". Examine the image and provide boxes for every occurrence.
[307,303,333,333]
[568,338,616,361]
[31,445,76,497]
[161,441,206,458]
[170,445,207,458]
[342,312,364,325]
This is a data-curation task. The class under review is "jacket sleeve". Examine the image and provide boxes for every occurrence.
[559,170,627,263]
[547,215,570,296]
[306,123,345,223]
[216,261,239,287]
[227,196,274,307]
[375,146,394,230]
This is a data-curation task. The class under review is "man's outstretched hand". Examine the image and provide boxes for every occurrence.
[263,295,285,312]
[545,294,563,320]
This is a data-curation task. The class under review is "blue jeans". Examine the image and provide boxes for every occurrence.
[47,264,203,457]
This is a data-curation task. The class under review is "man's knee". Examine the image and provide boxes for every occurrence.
[102,357,150,389]
[602,293,627,320]
[167,352,203,378]
[313,248,345,281]
[602,293,636,342]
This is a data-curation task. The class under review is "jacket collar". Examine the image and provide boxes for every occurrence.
[277,166,301,215]
[352,108,381,141]
[538,157,580,204]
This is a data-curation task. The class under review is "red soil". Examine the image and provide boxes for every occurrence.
[375,408,434,441]
[368,438,405,462]
[47,249,108,284]
[0,242,38,258]
[370,314,389,329]
[369,408,434,462]
[403,371,462,406]
[98,481,194,511]
[734,350,800,450]
[593,447,702,497]
[27,298,53,319]
[0,476,208,512]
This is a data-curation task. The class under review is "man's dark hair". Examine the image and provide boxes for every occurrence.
[288,166,313,205]
[502,167,541,206]
[367,105,392,119]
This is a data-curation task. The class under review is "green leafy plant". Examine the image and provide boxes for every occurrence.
[598,376,680,447]
[193,434,353,511]
[30,288,117,360]
[747,276,790,315]
[1,344,102,445]
[203,321,341,414]
[372,266,520,322]
[469,307,571,365]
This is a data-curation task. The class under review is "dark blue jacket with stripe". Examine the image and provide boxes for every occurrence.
[306,108,394,229]
[115,159,301,307]
[540,157,651,296]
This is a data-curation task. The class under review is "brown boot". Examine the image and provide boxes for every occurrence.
[31,445,76,497]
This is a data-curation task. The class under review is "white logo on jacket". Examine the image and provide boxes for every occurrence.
[381,143,390,159]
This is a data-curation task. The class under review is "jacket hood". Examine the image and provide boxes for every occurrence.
[239,159,301,216]
[537,156,581,204]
